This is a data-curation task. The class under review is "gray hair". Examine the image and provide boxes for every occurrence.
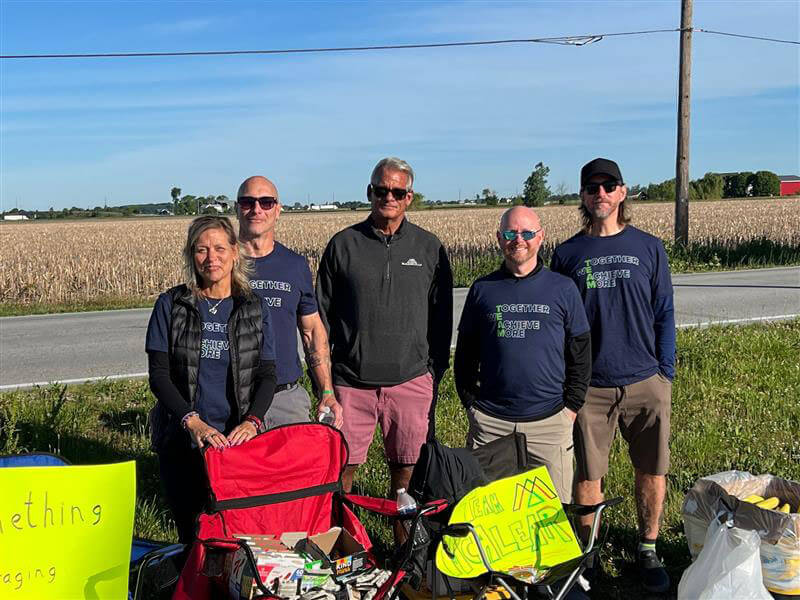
[182,216,253,297]
[370,157,414,188]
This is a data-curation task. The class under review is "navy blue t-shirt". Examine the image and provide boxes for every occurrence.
[145,294,276,432]
[550,226,675,387]
[249,242,318,386]
[458,266,590,421]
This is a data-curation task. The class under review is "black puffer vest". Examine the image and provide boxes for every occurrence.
[150,284,263,451]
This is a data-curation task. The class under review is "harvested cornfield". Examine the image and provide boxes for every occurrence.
[2,198,799,309]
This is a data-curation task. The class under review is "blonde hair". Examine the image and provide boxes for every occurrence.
[182,216,253,297]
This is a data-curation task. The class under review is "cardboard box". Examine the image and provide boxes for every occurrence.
[225,537,306,599]
[304,527,372,580]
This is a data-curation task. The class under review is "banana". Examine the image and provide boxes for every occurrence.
[756,497,780,510]
[779,503,791,513]
[743,495,764,503]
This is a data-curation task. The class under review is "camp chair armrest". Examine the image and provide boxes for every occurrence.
[343,493,399,515]
[441,522,495,573]
[343,493,449,518]
[442,523,471,537]
[562,497,623,517]
[419,498,450,516]
[563,497,623,556]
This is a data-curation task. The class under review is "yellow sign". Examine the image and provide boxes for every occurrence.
[0,461,136,599]
[435,466,581,581]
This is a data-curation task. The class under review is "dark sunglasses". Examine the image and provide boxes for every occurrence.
[501,229,540,241]
[237,196,278,210]
[370,185,409,200]
[583,181,620,195]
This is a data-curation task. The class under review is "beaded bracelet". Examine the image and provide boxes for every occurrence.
[244,415,262,430]
[181,411,199,430]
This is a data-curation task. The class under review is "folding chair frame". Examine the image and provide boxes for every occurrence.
[129,541,187,600]
[437,497,623,600]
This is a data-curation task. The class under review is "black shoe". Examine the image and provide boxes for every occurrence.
[636,549,670,594]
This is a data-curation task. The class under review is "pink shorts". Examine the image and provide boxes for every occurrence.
[334,372,434,466]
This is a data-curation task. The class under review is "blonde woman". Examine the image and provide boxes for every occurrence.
[146,215,276,542]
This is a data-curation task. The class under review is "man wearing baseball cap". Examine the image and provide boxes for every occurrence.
[551,158,675,594]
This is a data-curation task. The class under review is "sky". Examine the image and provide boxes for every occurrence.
[1,0,798,211]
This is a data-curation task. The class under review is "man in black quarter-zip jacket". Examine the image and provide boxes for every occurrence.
[317,157,453,541]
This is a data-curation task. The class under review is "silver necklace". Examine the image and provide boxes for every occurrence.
[205,296,225,315]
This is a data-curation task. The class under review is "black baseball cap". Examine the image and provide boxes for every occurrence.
[581,158,624,187]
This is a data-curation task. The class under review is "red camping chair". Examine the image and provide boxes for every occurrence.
[173,423,447,600]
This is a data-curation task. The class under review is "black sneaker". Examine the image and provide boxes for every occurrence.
[636,549,670,594]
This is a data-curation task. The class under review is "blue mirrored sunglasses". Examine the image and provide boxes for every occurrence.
[501,229,540,241]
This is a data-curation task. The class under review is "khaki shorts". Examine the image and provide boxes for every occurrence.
[467,406,575,502]
[575,372,672,481]
[263,384,312,429]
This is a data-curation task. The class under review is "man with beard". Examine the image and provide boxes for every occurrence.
[454,206,591,502]
[551,158,675,594]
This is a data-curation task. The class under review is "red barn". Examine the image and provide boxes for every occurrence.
[779,175,800,196]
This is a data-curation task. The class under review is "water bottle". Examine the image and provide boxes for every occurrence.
[318,406,335,426]
[397,488,429,549]
[396,488,417,515]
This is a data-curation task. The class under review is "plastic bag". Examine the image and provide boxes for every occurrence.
[677,517,772,600]
[682,470,800,595]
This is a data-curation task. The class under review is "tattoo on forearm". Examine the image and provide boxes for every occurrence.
[307,350,323,368]
[305,345,331,370]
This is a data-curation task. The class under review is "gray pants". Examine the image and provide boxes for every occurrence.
[467,406,575,502]
[263,384,313,429]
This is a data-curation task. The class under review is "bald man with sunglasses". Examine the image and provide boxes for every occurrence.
[237,176,343,430]
[454,206,591,503]
[316,158,453,541]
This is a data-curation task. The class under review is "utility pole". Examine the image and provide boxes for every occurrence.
[675,0,693,245]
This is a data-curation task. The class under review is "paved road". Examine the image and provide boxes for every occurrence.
[1,267,797,390]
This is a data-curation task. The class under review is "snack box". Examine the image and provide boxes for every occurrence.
[303,527,372,580]
[226,535,306,599]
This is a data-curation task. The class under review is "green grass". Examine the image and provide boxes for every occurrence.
[1,321,799,598]
[0,296,151,317]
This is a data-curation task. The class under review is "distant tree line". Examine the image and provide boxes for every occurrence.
[643,171,781,202]
[511,163,783,206]
[170,187,232,215]
[6,170,783,219]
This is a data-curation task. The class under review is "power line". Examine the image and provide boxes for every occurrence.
[0,28,680,60]
[695,28,799,45]
[0,27,795,60]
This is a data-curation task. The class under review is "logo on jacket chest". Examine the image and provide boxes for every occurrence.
[401,258,422,267]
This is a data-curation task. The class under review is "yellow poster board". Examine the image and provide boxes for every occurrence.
[0,461,136,599]
[435,466,581,582]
